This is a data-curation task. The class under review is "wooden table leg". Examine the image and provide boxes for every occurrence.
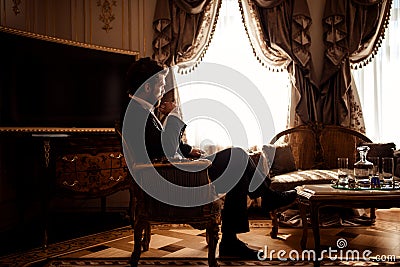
[370,208,376,221]
[310,203,321,260]
[269,210,279,239]
[299,200,308,249]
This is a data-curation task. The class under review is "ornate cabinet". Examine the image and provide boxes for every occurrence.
[0,127,131,247]
[55,133,129,197]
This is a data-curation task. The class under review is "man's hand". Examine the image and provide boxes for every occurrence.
[188,148,205,159]
[159,101,177,115]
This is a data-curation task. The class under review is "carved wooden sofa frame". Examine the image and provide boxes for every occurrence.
[267,123,373,238]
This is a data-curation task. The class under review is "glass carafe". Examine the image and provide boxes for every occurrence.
[354,146,373,188]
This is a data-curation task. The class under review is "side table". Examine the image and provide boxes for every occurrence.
[297,184,400,260]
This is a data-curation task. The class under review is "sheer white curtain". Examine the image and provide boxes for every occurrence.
[352,0,400,148]
[174,0,290,152]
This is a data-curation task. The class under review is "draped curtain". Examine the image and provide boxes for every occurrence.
[240,0,320,128]
[152,0,222,124]
[152,0,222,71]
[319,0,392,133]
[152,0,392,136]
[239,0,392,132]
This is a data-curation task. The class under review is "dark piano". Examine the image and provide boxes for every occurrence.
[0,26,138,249]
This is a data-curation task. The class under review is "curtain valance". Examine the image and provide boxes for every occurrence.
[240,0,317,126]
[152,0,221,72]
[349,0,392,68]
[239,0,288,71]
[253,0,284,8]
[174,0,209,14]
[351,0,385,5]
[322,0,392,83]
[240,0,313,73]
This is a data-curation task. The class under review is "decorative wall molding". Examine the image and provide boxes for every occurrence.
[0,25,138,55]
[97,0,117,32]
[12,0,21,15]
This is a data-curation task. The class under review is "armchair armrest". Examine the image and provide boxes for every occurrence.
[133,159,213,187]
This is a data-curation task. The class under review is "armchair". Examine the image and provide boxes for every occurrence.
[128,159,221,267]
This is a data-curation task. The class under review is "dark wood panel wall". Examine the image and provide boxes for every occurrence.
[0,30,136,237]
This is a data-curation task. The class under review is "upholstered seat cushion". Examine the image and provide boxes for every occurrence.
[270,169,337,191]
[262,143,297,176]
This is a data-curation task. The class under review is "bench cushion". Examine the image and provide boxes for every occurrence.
[270,169,337,191]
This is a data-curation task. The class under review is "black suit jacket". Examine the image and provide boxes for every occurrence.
[122,98,192,164]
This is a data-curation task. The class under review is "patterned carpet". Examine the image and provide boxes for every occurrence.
[44,258,400,267]
[1,216,400,267]
[42,258,348,266]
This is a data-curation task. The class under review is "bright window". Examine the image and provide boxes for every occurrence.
[174,0,290,152]
[352,0,400,148]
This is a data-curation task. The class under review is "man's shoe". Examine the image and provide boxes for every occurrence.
[219,238,262,260]
[262,189,297,212]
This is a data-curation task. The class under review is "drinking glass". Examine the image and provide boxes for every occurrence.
[368,156,380,188]
[382,157,394,187]
[337,157,349,186]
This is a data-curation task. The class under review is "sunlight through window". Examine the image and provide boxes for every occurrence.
[352,0,400,148]
[175,0,291,151]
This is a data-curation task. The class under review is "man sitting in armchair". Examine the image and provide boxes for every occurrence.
[121,57,297,260]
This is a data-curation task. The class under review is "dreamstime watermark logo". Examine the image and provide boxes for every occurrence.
[122,62,276,207]
[257,238,397,262]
